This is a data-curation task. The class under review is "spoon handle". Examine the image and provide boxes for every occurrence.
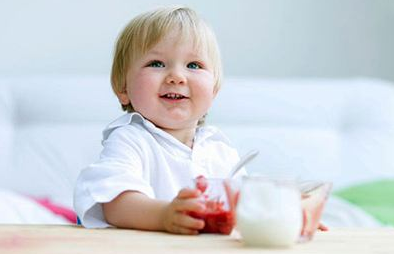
[299,182,325,195]
[228,149,259,178]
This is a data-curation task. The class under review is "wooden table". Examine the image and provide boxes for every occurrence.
[0,225,393,254]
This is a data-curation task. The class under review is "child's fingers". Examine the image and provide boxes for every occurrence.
[169,224,199,235]
[177,188,201,199]
[173,213,205,230]
[318,223,329,231]
[301,209,307,236]
[173,198,205,213]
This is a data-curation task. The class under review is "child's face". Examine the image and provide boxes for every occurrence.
[118,31,217,130]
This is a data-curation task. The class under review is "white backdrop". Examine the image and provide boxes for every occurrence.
[1,0,393,81]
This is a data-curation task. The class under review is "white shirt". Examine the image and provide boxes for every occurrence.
[73,113,242,228]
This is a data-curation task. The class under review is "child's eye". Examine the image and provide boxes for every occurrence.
[187,62,202,69]
[147,60,165,68]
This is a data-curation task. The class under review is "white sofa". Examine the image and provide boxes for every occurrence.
[1,76,394,225]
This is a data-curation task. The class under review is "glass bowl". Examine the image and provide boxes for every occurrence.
[298,181,332,242]
[189,176,239,235]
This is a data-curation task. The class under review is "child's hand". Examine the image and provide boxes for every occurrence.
[318,223,329,231]
[161,188,205,235]
[300,208,329,239]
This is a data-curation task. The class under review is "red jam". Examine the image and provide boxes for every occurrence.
[190,175,235,235]
[196,175,208,193]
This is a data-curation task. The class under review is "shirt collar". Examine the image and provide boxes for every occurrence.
[102,112,223,149]
[102,113,142,141]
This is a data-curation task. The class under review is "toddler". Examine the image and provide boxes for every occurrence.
[73,6,243,235]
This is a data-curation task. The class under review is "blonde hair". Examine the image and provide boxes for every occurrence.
[110,6,222,123]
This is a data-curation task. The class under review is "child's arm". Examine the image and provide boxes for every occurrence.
[102,188,205,234]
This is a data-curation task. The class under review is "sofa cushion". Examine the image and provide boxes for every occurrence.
[209,78,394,188]
[0,76,120,207]
[0,84,14,179]
[334,180,394,225]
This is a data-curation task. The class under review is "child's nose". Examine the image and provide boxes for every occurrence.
[165,68,186,85]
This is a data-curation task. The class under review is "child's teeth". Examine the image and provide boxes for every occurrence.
[165,93,183,99]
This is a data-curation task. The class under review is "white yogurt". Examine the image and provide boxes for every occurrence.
[236,178,302,248]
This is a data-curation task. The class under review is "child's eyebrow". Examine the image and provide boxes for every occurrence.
[187,52,203,58]
[147,50,163,56]
[146,50,205,60]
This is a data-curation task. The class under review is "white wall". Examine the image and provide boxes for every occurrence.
[1,0,393,81]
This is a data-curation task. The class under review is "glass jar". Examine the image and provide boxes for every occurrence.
[236,176,302,247]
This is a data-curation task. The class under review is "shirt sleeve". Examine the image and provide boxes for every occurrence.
[73,125,154,228]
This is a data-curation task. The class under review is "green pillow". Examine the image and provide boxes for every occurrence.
[334,179,394,225]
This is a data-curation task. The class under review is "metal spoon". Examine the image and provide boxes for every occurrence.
[298,181,325,195]
[228,149,259,178]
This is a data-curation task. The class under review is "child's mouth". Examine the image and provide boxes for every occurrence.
[160,93,188,100]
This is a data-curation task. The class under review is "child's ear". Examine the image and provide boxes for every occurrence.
[213,86,219,98]
[117,91,130,106]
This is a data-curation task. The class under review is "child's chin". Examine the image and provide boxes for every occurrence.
[153,116,199,129]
